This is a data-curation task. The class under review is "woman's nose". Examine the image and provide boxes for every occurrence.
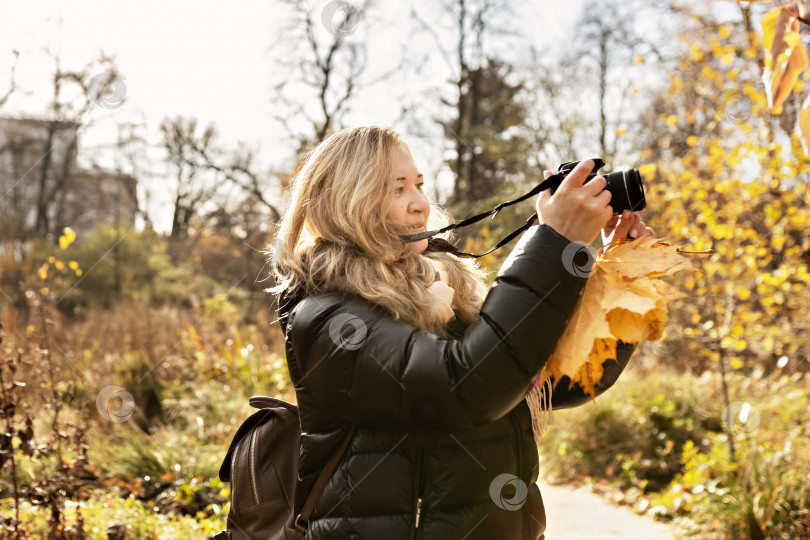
[410,193,428,214]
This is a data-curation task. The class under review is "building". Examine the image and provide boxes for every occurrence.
[0,116,138,242]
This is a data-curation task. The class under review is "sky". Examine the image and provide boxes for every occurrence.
[0,0,654,233]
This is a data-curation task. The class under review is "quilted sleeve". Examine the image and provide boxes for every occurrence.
[548,341,636,410]
[288,224,591,430]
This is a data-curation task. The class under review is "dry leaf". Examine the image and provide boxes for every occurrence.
[761,5,809,113]
[536,236,696,398]
[596,235,694,279]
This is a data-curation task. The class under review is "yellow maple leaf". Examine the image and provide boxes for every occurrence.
[761,5,809,113]
[536,236,696,397]
[596,235,695,279]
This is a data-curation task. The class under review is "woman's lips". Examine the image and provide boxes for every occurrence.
[409,225,425,233]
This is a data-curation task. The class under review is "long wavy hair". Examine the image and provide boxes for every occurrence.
[266,126,490,338]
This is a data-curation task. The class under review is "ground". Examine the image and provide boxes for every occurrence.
[538,482,675,540]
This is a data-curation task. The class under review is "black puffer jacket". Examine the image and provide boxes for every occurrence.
[278,224,635,540]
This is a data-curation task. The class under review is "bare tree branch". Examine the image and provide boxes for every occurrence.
[0,50,18,109]
[271,0,375,147]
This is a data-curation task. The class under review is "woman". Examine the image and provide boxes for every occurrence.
[268,126,653,539]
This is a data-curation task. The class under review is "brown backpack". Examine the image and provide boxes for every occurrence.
[211,395,355,540]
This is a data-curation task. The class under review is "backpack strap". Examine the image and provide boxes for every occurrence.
[293,424,357,534]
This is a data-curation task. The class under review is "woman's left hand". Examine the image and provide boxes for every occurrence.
[601,210,655,245]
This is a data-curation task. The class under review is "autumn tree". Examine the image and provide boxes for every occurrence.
[522,52,595,171]
[576,0,645,164]
[523,0,663,176]
[399,0,538,266]
[441,59,530,207]
[270,0,376,151]
[160,116,281,239]
[634,3,810,395]
[423,0,528,209]
[161,117,222,240]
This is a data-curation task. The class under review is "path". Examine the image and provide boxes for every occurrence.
[538,482,676,540]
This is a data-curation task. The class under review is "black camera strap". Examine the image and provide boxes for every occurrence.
[406,174,565,259]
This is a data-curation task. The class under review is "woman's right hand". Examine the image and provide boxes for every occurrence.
[535,159,613,245]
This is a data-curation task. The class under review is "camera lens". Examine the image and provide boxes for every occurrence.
[603,168,646,214]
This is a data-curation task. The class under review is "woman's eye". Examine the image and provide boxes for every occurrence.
[394,183,424,195]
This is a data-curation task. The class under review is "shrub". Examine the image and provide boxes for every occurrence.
[671,438,810,539]
[538,367,719,493]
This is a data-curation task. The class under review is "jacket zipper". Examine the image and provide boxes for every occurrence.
[412,447,428,539]
[509,411,529,538]
[508,411,523,483]
[249,428,260,505]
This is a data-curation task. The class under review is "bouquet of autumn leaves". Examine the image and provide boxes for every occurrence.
[525,236,697,443]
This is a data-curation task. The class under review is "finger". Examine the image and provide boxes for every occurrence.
[558,159,596,190]
[543,169,553,179]
[596,189,612,208]
[642,225,656,238]
[602,214,620,233]
[610,210,634,238]
[628,212,643,238]
[581,174,607,195]
[538,187,552,205]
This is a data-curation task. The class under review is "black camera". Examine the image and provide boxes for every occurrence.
[546,158,646,214]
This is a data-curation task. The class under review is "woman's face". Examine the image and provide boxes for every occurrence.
[388,145,430,252]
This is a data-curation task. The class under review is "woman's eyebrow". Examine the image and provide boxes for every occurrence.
[396,174,424,181]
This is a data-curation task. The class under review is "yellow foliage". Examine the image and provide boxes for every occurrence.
[639,20,810,365]
[59,227,76,250]
[638,163,657,180]
[187,325,203,352]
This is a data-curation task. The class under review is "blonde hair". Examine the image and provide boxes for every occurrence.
[266,126,490,338]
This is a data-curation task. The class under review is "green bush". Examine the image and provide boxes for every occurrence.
[538,362,810,538]
[539,368,719,492]
[50,225,171,311]
[16,225,244,314]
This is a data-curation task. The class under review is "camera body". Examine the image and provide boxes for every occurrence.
[552,158,646,215]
